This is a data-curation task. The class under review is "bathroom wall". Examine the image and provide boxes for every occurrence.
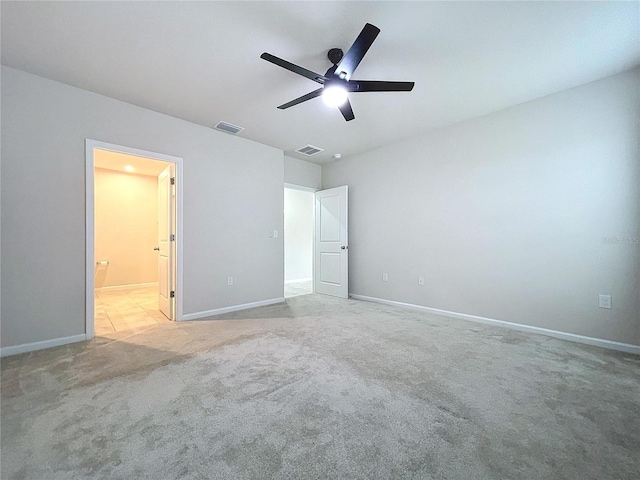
[94,168,158,288]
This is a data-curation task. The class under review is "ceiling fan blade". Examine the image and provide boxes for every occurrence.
[347,80,415,92]
[338,98,355,121]
[261,53,327,84]
[337,23,380,80]
[277,88,324,110]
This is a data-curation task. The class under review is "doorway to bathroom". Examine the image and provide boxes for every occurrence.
[284,186,315,298]
[85,140,183,339]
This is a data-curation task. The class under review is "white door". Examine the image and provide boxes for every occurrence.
[314,185,348,298]
[157,165,175,319]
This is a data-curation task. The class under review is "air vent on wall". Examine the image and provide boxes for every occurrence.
[295,144,324,156]
[213,121,244,135]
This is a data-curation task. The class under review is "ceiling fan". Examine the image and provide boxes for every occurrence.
[260,23,415,121]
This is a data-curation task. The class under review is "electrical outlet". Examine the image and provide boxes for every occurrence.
[227,277,233,286]
[418,276,424,286]
[382,273,388,282]
[598,294,611,309]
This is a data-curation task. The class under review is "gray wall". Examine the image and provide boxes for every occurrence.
[284,155,321,190]
[1,66,284,348]
[323,68,640,345]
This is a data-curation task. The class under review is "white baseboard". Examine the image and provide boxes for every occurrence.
[0,334,88,358]
[6,296,634,357]
[350,294,640,355]
[181,297,286,321]
[95,282,158,291]
[285,278,312,285]
[1,298,285,356]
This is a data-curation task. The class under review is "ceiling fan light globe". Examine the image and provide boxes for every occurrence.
[322,86,348,107]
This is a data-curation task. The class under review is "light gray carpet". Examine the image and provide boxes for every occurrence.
[1,294,639,479]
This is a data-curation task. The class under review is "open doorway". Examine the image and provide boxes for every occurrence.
[85,140,183,340]
[284,186,315,298]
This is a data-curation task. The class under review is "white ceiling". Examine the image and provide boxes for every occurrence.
[94,149,168,177]
[2,1,638,165]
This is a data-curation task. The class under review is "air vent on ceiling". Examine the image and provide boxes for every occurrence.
[295,144,324,156]
[213,121,244,135]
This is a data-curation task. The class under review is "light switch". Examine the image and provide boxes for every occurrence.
[273,230,279,238]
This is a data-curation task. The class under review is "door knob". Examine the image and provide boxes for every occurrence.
[341,246,347,250]
[153,247,160,251]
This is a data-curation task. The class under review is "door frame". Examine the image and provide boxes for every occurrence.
[85,139,184,339]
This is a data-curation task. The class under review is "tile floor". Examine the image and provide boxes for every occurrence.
[284,280,313,298]
[95,281,311,336]
[94,284,171,336]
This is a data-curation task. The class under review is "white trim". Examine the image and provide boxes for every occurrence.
[350,294,640,355]
[0,334,87,358]
[96,282,158,291]
[284,182,319,193]
[285,278,313,285]
[86,139,185,342]
[182,297,285,321]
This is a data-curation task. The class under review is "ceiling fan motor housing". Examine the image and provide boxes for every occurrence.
[328,48,344,65]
